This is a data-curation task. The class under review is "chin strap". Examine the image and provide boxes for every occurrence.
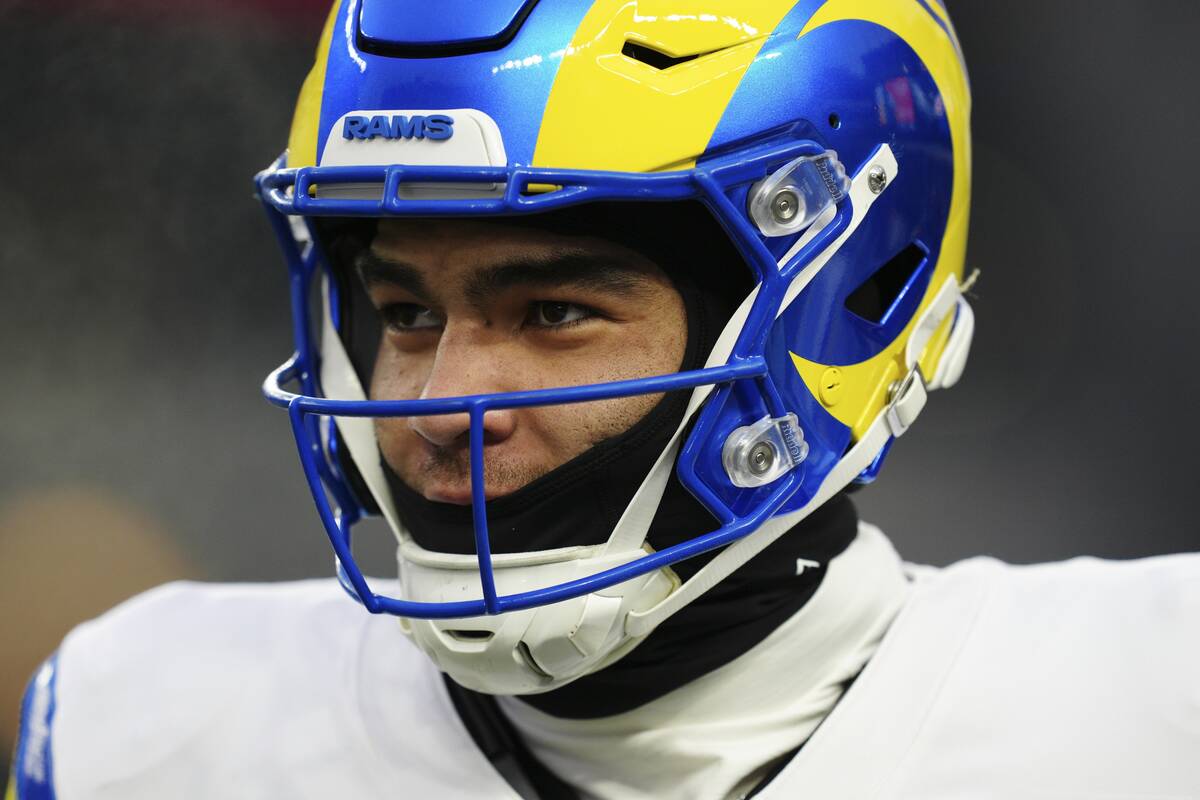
[627,275,973,637]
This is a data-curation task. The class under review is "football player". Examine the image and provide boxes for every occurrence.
[9,1,1199,798]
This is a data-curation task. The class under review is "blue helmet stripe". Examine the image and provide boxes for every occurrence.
[314,0,597,166]
[913,0,952,39]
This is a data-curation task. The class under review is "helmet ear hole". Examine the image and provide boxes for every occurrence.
[844,241,930,325]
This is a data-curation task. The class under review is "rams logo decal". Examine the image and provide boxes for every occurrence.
[342,114,455,142]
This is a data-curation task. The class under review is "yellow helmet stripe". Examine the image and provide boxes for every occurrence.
[533,0,802,172]
[919,0,967,68]
[792,0,971,440]
[286,2,342,170]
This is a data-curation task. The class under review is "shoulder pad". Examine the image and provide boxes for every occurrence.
[49,579,369,798]
[23,580,514,799]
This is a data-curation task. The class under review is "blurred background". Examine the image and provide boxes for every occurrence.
[2,0,1198,781]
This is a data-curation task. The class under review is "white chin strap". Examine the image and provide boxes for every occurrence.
[311,144,976,696]
[396,543,678,694]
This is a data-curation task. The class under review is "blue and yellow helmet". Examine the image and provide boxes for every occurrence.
[257,0,973,692]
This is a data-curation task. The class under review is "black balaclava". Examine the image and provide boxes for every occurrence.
[327,204,858,718]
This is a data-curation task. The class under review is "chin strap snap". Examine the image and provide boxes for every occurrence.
[884,366,928,438]
[886,268,977,437]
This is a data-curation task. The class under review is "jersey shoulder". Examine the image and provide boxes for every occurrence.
[769,551,1200,799]
[31,579,371,799]
[935,549,1200,665]
[13,579,507,800]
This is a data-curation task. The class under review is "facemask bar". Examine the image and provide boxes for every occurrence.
[257,139,856,619]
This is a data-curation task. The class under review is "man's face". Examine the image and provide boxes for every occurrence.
[360,218,688,505]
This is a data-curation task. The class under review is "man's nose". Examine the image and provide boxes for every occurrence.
[407,328,518,448]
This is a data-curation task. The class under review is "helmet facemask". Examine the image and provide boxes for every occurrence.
[258,141,969,693]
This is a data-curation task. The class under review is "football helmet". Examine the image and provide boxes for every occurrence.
[257,0,973,694]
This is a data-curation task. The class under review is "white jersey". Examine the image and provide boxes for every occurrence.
[10,550,1200,799]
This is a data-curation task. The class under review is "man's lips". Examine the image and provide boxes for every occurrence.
[420,482,512,505]
[421,485,473,505]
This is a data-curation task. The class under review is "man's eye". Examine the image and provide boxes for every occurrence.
[529,301,592,328]
[380,303,441,331]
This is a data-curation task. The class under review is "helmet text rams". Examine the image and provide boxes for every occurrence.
[341,113,455,142]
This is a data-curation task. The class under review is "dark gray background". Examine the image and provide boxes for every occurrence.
[2,0,1198,779]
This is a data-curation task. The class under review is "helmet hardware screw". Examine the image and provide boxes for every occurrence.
[867,165,888,194]
[748,441,776,476]
[771,189,800,224]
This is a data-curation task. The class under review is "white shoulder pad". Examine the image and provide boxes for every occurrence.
[51,580,359,798]
[762,552,1200,799]
[48,580,516,800]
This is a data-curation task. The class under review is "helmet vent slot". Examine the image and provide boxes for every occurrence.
[621,40,704,70]
[844,241,929,324]
[446,629,495,643]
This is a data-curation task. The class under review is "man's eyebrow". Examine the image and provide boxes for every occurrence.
[463,250,655,307]
[354,250,433,302]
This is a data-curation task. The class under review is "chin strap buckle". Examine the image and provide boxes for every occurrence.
[885,365,928,438]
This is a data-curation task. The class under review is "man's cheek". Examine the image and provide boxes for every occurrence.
[372,419,412,473]
[370,350,429,401]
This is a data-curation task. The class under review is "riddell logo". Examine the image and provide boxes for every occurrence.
[342,114,455,142]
